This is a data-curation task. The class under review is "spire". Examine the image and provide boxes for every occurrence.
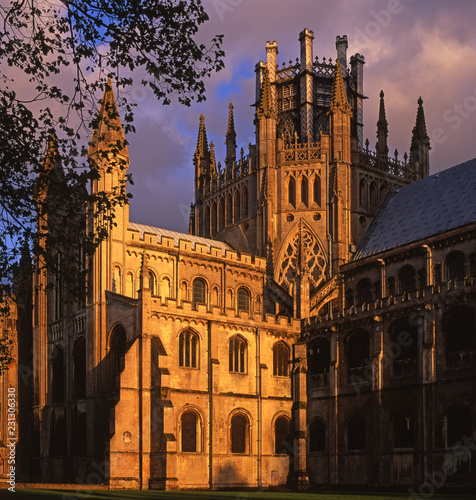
[195,113,209,157]
[36,133,65,203]
[88,78,128,158]
[225,103,237,165]
[226,102,236,139]
[412,97,429,140]
[409,97,430,180]
[256,68,275,119]
[329,60,352,114]
[376,90,389,158]
[43,134,63,179]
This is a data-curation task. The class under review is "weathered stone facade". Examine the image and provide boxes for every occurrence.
[8,28,474,491]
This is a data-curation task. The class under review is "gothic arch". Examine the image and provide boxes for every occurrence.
[211,201,218,234]
[300,176,309,206]
[233,190,241,222]
[177,404,204,453]
[288,176,296,206]
[218,197,225,230]
[204,204,211,237]
[226,193,233,225]
[242,185,249,218]
[275,219,328,291]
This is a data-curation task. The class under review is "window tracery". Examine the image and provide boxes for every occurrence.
[277,222,327,291]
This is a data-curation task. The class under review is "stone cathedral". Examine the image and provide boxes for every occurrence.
[1,29,475,491]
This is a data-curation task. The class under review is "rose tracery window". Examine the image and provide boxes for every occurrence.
[277,224,327,291]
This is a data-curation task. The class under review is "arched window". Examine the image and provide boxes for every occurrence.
[313,176,321,205]
[181,412,198,452]
[273,341,290,377]
[237,287,250,313]
[211,286,219,307]
[374,280,381,299]
[379,183,388,202]
[160,276,170,299]
[229,335,246,373]
[181,281,188,302]
[444,306,476,368]
[418,268,426,289]
[391,317,418,378]
[126,271,134,298]
[345,289,354,308]
[148,271,156,294]
[393,413,414,449]
[231,414,248,454]
[288,177,296,206]
[73,336,86,401]
[52,345,65,404]
[347,330,369,384]
[347,414,366,450]
[433,264,442,285]
[192,278,206,305]
[399,265,416,293]
[359,179,368,210]
[226,194,232,225]
[356,279,372,305]
[274,415,292,455]
[218,198,225,230]
[179,330,199,368]
[234,191,241,222]
[369,181,378,211]
[387,276,395,296]
[211,202,218,234]
[446,251,465,282]
[300,177,308,205]
[110,325,127,391]
[204,205,211,237]
[308,337,330,388]
[446,406,472,447]
[242,186,248,218]
[309,418,326,452]
[112,266,121,293]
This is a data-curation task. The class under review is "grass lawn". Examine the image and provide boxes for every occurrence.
[2,489,476,500]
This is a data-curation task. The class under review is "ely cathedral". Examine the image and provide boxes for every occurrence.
[1,29,476,491]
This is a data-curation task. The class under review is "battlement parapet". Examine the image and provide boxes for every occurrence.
[127,223,266,270]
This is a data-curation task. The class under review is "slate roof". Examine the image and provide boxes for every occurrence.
[355,158,476,259]
[128,222,233,255]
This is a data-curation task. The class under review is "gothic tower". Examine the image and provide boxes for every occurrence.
[189,28,429,317]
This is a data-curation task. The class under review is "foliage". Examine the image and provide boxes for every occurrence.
[0,0,224,366]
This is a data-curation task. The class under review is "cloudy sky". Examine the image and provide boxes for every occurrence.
[124,0,476,233]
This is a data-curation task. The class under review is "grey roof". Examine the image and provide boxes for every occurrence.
[355,158,476,259]
[128,222,232,254]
